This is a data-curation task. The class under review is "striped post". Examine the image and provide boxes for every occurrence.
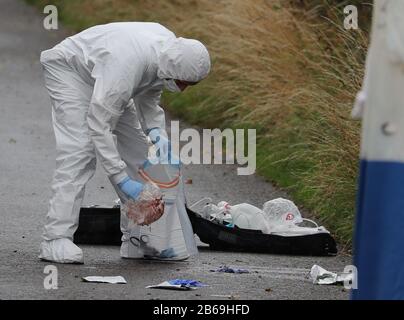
[353,0,404,299]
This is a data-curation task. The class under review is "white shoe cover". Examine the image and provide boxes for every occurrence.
[120,241,130,259]
[39,239,84,264]
[120,241,189,261]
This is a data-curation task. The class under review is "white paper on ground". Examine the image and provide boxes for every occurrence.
[310,265,353,285]
[146,281,196,291]
[82,276,127,284]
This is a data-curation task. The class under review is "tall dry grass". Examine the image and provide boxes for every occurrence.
[154,0,368,247]
[27,0,370,247]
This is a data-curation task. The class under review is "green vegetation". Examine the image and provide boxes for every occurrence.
[28,0,372,249]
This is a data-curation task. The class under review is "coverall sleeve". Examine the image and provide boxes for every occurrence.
[134,87,166,133]
[87,55,143,185]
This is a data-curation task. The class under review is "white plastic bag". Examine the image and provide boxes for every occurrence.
[262,198,329,236]
[125,161,197,260]
[262,198,303,226]
[227,203,270,233]
[201,201,269,233]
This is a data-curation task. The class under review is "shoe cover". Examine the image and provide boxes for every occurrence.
[120,240,130,258]
[39,239,84,264]
[120,240,189,261]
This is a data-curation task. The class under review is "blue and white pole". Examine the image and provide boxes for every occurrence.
[352,0,404,300]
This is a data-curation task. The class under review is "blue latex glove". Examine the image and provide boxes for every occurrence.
[148,128,181,167]
[168,279,207,287]
[118,177,144,200]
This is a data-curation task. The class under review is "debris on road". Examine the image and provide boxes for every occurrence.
[210,265,250,274]
[310,265,353,285]
[147,281,193,291]
[146,279,207,291]
[185,179,193,184]
[82,276,127,284]
[168,279,207,287]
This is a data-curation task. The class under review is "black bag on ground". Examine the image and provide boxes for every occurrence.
[74,206,338,256]
[74,207,122,246]
[186,207,338,256]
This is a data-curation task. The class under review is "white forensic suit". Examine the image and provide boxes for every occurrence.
[38,22,211,263]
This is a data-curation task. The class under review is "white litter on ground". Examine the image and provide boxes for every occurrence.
[82,276,127,284]
[146,281,195,291]
[310,265,353,285]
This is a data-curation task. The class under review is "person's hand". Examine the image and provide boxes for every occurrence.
[118,176,144,200]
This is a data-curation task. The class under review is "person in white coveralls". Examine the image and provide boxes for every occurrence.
[38,22,211,264]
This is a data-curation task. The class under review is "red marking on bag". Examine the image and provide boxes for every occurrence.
[286,213,294,221]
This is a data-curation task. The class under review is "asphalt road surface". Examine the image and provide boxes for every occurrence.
[0,0,351,300]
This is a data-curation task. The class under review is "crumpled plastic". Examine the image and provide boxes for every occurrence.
[168,279,207,287]
[263,198,303,226]
[146,279,207,291]
[123,182,164,226]
[310,265,353,285]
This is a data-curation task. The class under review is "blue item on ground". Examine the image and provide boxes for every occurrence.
[168,279,207,287]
